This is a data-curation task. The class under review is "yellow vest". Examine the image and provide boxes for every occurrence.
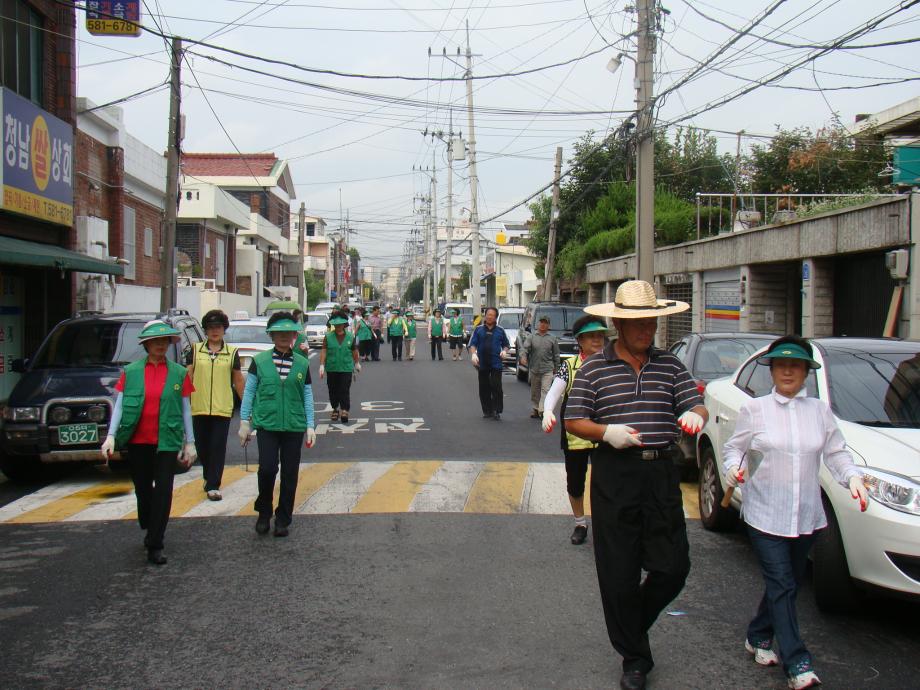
[190,342,238,417]
[564,355,597,451]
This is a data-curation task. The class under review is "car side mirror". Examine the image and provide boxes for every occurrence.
[11,358,26,373]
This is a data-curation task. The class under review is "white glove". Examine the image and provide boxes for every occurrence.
[101,435,115,459]
[677,410,705,434]
[849,475,868,512]
[471,353,480,368]
[306,428,317,448]
[602,424,642,449]
[180,442,197,467]
[238,419,253,447]
[319,364,325,379]
[500,348,509,360]
[355,361,362,373]
[542,410,556,433]
[725,464,743,488]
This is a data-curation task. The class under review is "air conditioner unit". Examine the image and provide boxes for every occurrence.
[885,248,909,280]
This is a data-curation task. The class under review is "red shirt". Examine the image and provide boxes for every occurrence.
[116,361,195,445]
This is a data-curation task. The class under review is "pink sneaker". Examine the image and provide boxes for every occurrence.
[745,639,779,666]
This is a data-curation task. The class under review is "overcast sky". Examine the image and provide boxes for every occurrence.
[75,0,920,268]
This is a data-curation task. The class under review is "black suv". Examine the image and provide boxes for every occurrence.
[515,301,586,381]
[0,310,203,481]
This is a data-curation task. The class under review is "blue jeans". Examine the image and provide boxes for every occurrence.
[746,525,819,675]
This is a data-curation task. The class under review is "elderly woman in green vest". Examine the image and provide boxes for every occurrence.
[100,320,197,566]
[405,313,418,361]
[188,309,245,502]
[238,312,316,537]
[429,308,446,361]
[353,307,374,362]
[320,310,360,424]
[388,308,408,361]
[448,308,465,361]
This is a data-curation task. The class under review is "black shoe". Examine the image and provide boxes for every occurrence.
[255,515,271,535]
[273,522,289,538]
[620,670,646,690]
[483,412,493,418]
[493,413,501,421]
[147,549,167,565]
[571,524,588,545]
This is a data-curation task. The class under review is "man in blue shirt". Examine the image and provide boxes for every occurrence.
[468,306,511,420]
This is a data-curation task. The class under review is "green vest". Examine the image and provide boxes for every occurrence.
[406,319,417,338]
[251,349,309,432]
[325,331,355,373]
[356,318,372,340]
[115,358,187,451]
[388,317,405,337]
[449,317,463,336]
[430,318,444,337]
[294,331,306,351]
[563,355,596,451]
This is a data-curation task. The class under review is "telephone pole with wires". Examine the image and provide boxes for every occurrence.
[463,22,482,315]
[635,0,656,284]
[159,37,182,312]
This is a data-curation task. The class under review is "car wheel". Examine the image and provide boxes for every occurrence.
[698,445,738,532]
[0,454,44,483]
[516,355,527,382]
[812,496,862,613]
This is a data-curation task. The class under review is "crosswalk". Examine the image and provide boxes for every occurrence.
[0,461,702,524]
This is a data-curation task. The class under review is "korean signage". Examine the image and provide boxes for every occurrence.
[1,88,73,226]
[86,1,142,37]
[495,275,508,297]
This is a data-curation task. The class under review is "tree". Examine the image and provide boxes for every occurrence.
[304,272,327,309]
[403,276,424,305]
[347,247,361,260]
[455,263,472,300]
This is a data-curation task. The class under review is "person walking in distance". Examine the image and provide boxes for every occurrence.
[353,307,374,362]
[564,280,708,690]
[468,306,510,420]
[238,312,317,538]
[405,313,418,361]
[522,315,560,419]
[320,310,360,424]
[448,309,465,361]
[388,308,408,361]
[541,315,608,545]
[100,320,197,566]
[429,308,446,360]
[368,305,383,361]
[188,309,245,501]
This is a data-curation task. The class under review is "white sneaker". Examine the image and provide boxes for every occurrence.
[787,670,821,689]
[207,489,222,501]
[745,639,779,666]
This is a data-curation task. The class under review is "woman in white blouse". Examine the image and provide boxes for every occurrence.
[722,335,868,690]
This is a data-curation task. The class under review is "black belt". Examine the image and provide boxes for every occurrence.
[601,444,680,461]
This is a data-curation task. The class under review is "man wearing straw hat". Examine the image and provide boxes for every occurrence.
[565,280,708,690]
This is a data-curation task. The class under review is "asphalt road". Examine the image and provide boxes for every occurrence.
[1,326,918,688]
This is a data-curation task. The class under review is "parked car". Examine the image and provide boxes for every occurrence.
[0,310,203,481]
[669,332,779,467]
[515,301,586,381]
[412,305,426,321]
[497,307,525,365]
[224,317,273,380]
[304,311,330,347]
[697,337,920,611]
[314,301,338,314]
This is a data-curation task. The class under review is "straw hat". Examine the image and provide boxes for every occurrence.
[584,280,689,319]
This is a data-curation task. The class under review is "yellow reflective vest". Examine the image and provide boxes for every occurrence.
[190,342,238,417]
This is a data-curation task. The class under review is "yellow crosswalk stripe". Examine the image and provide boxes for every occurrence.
[352,460,442,513]
[8,480,134,524]
[294,462,353,511]
[584,466,592,516]
[464,462,530,513]
[169,466,251,517]
[680,481,699,520]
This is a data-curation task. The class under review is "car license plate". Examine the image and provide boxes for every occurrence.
[58,423,99,445]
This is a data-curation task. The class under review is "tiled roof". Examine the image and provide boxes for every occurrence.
[182,153,279,178]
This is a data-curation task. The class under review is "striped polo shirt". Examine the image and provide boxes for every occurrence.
[566,341,703,449]
[247,348,296,381]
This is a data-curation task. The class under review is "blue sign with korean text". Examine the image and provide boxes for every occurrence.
[0,88,74,226]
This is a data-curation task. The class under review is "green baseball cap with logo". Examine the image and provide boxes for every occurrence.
[266,318,302,333]
[138,320,180,343]
[756,342,821,369]
[575,321,610,337]
[328,315,349,326]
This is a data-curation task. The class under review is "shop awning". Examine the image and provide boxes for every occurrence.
[0,235,124,276]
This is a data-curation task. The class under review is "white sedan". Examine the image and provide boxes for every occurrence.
[224,318,273,380]
[697,337,920,612]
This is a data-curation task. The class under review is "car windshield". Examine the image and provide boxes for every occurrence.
[226,325,273,344]
[825,350,920,428]
[498,312,522,329]
[306,314,328,326]
[31,321,149,367]
[695,338,772,380]
[535,306,583,334]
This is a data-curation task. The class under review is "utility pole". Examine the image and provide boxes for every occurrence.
[297,201,306,308]
[730,130,744,231]
[464,22,482,314]
[543,146,563,300]
[635,0,656,284]
[430,147,437,310]
[159,37,182,312]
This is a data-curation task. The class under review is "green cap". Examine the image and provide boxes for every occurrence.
[392,309,401,315]
[138,320,180,342]
[328,315,348,326]
[575,321,609,337]
[266,318,301,333]
[757,342,821,369]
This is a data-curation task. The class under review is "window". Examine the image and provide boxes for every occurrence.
[306,222,316,237]
[122,206,136,280]
[1,2,43,105]
[216,238,226,286]
[205,242,211,259]
[143,228,153,257]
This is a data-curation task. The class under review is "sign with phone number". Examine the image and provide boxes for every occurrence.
[86,1,142,37]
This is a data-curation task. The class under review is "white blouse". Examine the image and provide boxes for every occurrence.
[722,387,863,538]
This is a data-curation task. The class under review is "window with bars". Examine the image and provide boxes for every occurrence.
[665,282,693,347]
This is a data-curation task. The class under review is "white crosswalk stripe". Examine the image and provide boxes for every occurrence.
[298,461,393,514]
[409,461,482,513]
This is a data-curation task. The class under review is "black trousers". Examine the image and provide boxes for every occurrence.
[326,371,352,412]
[430,336,444,360]
[390,335,403,360]
[372,329,382,360]
[359,339,372,359]
[193,415,231,490]
[254,430,304,527]
[477,367,504,415]
[590,448,690,674]
[564,447,592,498]
[127,444,177,551]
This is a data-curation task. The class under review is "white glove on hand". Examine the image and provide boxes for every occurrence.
[305,428,317,448]
[724,464,743,488]
[471,353,480,368]
[602,424,642,449]
[238,419,253,447]
[849,475,868,512]
[541,410,556,433]
[355,361,362,373]
[319,364,326,379]
[100,435,115,459]
[678,410,705,434]
[180,442,197,467]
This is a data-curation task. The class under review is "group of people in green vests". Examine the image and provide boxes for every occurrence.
[429,308,467,361]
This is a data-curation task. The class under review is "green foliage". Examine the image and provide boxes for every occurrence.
[347,247,361,260]
[304,272,327,309]
[403,276,424,304]
[794,192,882,220]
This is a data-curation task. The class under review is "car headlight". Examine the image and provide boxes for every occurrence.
[87,405,106,423]
[862,468,920,516]
[49,407,72,424]
[5,407,41,422]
